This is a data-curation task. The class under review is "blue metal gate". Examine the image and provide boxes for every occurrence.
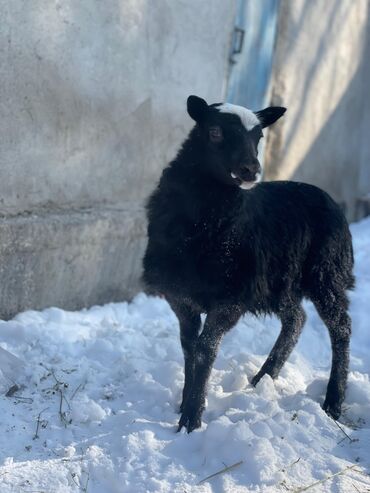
[227,0,279,111]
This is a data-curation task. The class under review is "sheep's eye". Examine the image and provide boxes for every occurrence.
[209,126,223,143]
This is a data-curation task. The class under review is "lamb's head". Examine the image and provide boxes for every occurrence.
[187,95,286,190]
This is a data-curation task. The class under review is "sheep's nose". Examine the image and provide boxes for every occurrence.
[240,160,261,180]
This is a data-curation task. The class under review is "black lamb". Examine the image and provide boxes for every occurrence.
[143,95,354,433]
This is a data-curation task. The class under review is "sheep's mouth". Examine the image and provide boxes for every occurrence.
[231,172,260,190]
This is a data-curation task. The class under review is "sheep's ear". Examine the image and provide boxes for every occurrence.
[187,95,209,123]
[255,107,286,128]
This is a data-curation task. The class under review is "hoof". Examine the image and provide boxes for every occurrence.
[177,413,202,433]
[251,372,263,387]
[323,399,341,420]
[177,402,203,433]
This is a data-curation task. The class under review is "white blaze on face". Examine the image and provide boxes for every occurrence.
[217,103,260,131]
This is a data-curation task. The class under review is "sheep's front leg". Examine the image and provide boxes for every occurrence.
[178,305,243,433]
[168,299,201,413]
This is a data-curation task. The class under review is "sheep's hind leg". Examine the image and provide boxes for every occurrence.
[168,299,201,413]
[178,305,243,433]
[312,290,351,420]
[251,304,306,386]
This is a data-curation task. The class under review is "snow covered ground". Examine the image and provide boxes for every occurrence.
[0,217,370,493]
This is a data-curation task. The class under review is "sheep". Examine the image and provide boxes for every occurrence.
[143,95,354,433]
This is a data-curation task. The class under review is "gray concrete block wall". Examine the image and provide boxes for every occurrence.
[0,1,236,318]
[0,206,146,319]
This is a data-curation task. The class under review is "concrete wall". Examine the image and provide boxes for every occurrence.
[0,0,236,318]
[264,0,370,220]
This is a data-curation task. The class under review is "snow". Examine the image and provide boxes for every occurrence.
[0,217,370,493]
